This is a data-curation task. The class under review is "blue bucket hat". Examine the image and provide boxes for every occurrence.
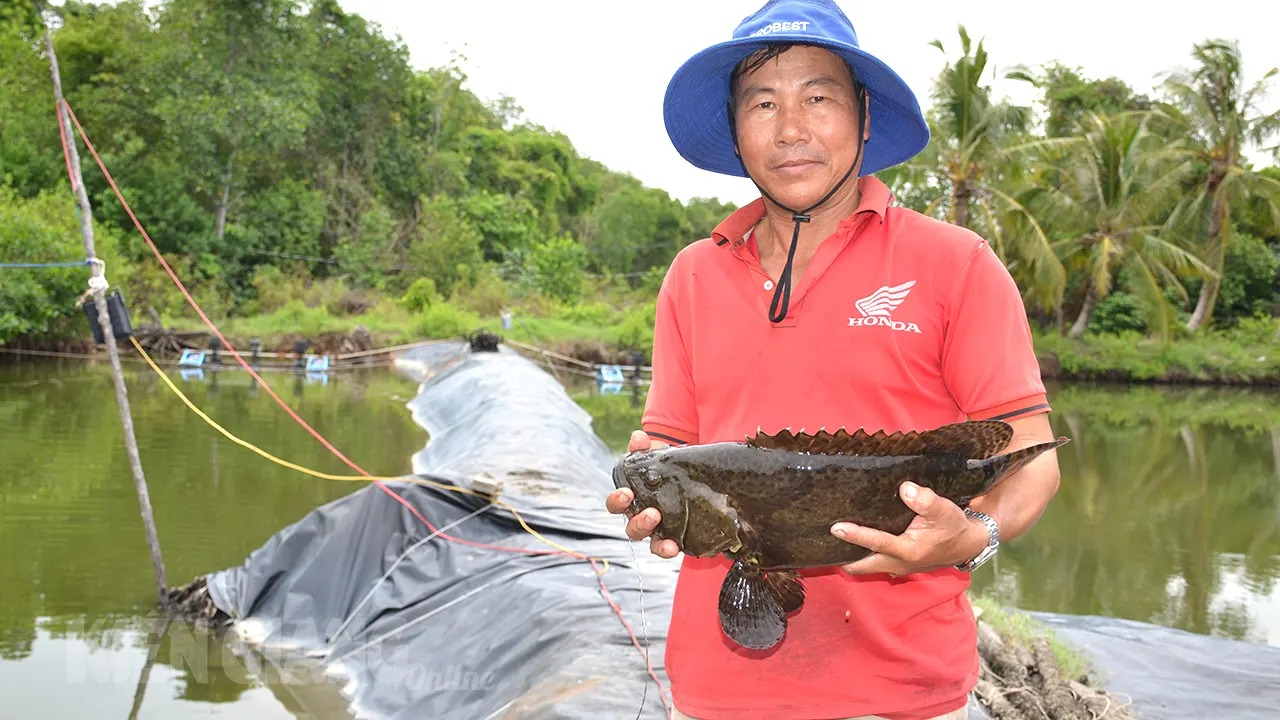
[663,0,929,178]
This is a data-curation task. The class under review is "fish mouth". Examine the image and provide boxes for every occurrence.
[611,464,643,516]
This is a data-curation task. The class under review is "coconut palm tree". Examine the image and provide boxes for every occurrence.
[1027,111,1214,339]
[1156,39,1280,331]
[879,26,1065,313]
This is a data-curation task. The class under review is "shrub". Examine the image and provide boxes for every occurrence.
[450,266,510,316]
[400,278,440,314]
[409,302,482,339]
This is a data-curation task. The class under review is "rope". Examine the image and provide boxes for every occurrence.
[327,502,497,645]
[60,98,669,719]
[127,335,590,561]
[61,102,400,489]
[130,332,668,715]
[0,346,401,372]
[0,259,90,268]
[129,335,672,714]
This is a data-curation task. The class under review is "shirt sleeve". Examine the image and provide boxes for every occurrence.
[940,239,1050,422]
[641,263,699,446]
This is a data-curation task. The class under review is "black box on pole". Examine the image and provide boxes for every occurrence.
[84,289,135,343]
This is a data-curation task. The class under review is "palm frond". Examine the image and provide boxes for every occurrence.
[1128,257,1180,343]
[1133,230,1218,278]
[987,184,1066,295]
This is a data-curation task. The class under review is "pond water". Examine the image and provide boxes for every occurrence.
[1,359,1277,718]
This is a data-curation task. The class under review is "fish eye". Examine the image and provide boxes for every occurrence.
[642,471,663,490]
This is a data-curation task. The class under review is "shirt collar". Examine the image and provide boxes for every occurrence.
[711,175,894,250]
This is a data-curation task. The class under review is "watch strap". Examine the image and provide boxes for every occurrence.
[956,508,999,572]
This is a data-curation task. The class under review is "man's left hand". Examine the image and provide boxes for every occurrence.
[832,481,987,577]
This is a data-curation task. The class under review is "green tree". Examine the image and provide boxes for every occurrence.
[153,0,319,249]
[1208,227,1279,324]
[683,196,739,239]
[0,189,130,344]
[404,194,484,297]
[881,26,1064,311]
[1010,62,1151,138]
[303,0,413,253]
[528,234,587,303]
[1157,39,1280,331]
[581,184,692,277]
[1031,112,1213,339]
[0,2,64,197]
[459,190,540,263]
[462,125,597,236]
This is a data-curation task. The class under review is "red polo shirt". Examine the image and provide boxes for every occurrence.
[642,175,1048,720]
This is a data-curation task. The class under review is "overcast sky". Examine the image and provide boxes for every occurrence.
[340,1,1279,207]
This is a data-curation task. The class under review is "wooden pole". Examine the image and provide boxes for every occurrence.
[44,25,169,606]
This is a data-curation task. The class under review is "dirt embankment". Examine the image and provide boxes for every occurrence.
[975,618,1136,720]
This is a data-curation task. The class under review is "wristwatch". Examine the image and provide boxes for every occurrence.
[955,508,999,572]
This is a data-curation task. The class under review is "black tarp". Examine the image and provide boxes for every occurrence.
[201,341,1280,720]
[1020,612,1280,719]
[206,342,677,719]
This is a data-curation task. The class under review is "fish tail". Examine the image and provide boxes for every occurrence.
[718,559,788,651]
[968,437,1070,479]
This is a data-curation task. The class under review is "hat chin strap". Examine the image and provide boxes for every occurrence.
[729,86,867,324]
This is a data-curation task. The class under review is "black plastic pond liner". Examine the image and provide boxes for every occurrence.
[194,341,1280,720]
[1022,611,1280,719]
[203,342,677,719]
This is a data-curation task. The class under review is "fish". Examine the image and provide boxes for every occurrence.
[611,419,1069,651]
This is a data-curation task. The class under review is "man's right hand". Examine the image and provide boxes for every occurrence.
[605,430,682,559]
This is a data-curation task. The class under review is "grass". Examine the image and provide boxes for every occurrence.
[970,593,1093,683]
[210,301,415,343]
[163,294,654,360]
[156,278,1280,386]
[1033,317,1280,385]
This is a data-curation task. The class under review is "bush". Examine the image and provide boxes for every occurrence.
[409,302,482,339]
[247,266,356,317]
[269,300,336,338]
[1034,325,1280,383]
[1196,228,1279,327]
[0,189,132,344]
[450,266,510,316]
[1221,315,1280,346]
[528,234,587,303]
[1089,292,1146,335]
[609,301,657,356]
[554,301,618,326]
[327,287,374,316]
[400,278,440,314]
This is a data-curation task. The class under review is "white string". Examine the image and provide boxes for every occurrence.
[326,501,495,645]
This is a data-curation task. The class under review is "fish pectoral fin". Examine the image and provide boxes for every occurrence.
[765,569,805,615]
[718,559,787,651]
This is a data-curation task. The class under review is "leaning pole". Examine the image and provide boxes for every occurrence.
[43,22,169,606]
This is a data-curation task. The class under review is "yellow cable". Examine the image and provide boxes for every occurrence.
[127,336,605,570]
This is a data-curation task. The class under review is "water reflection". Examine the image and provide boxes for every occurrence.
[569,379,1280,647]
[0,360,425,717]
[979,404,1280,643]
[3,362,1280,719]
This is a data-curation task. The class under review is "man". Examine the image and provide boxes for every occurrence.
[604,1,1062,719]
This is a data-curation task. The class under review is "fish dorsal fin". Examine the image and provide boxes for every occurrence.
[745,420,1013,459]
